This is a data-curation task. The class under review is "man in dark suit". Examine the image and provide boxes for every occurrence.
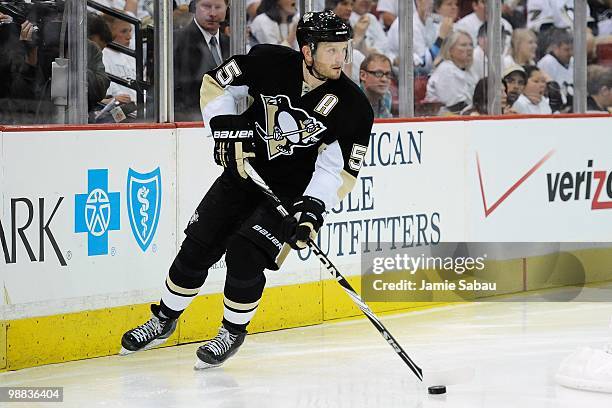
[174,0,230,121]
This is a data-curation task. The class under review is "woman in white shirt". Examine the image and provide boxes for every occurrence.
[250,0,299,49]
[503,28,537,69]
[426,30,476,115]
[511,65,553,114]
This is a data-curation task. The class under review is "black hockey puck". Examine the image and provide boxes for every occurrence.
[428,385,447,395]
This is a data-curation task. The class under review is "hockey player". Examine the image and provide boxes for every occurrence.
[120,10,374,369]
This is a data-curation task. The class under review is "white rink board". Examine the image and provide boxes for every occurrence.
[297,120,467,277]
[466,117,612,241]
[1,116,611,320]
[1,129,177,319]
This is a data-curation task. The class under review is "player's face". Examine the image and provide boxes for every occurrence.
[313,42,349,80]
[195,0,227,34]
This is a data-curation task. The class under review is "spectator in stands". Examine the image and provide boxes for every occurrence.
[455,0,513,48]
[502,64,527,107]
[0,11,108,124]
[502,0,526,28]
[173,0,195,30]
[247,0,261,20]
[587,64,612,112]
[470,22,509,82]
[102,14,138,106]
[0,12,38,124]
[594,0,612,36]
[387,0,452,74]
[376,0,397,30]
[359,53,394,118]
[350,0,389,56]
[174,0,229,121]
[433,0,459,22]
[511,65,552,114]
[537,29,574,110]
[504,28,537,69]
[470,22,488,81]
[89,13,113,51]
[463,77,488,115]
[527,0,592,33]
[463,77,518,115]
[426,30,476,114]
[432,0,458,40]
[250,0,299,49]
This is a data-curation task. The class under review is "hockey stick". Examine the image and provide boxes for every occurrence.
[243,161,423,381]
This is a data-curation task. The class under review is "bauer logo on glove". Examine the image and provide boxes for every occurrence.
[210,114,256,179]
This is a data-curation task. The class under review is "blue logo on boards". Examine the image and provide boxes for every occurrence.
[75,169,121,256]
[127,167,162,252]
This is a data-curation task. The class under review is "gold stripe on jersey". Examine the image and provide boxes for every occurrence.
[166,276,200,296]
[199,74,225,113]
[337,169,357,203]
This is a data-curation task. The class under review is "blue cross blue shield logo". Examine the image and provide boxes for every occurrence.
[75,169,121,256]
[127,167,162,252]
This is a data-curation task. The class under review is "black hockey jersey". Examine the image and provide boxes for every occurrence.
[200,44,374,206]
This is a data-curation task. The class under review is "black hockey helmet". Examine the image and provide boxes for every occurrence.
[297,10,353,53]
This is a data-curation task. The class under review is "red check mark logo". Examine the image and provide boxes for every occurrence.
[476,150,555,217]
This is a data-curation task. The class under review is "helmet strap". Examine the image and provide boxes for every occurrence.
[304,43,328,81]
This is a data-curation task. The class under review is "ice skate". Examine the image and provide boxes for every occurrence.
[194,325,246,369]
[119,304,177,355]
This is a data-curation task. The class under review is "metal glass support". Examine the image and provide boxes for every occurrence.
[155,0,172,122]
[67,0,88,124]
[398,0,414,117]
[230,0,247,112]
[486,0,502,115]
[573,0,587,113]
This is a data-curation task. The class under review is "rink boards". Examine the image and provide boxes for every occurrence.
[1,115,611,370]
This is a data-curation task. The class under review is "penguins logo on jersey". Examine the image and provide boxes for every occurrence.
[255,95,327,159]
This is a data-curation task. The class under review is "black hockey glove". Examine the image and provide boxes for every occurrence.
[281,196,326,250]
[210,114,256,179]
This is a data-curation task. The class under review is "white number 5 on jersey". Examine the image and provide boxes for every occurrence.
[349,144,368,172]
[216,60,242,86]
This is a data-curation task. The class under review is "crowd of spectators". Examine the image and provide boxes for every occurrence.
[0,0,611,125]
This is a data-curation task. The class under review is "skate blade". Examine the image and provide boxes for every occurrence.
[194,358,223,370]
[118,338,168,356]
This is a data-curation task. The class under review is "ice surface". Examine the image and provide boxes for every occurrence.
[2,300,612,407]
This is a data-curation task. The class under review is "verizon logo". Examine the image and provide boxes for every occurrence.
[547,160,612,210]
